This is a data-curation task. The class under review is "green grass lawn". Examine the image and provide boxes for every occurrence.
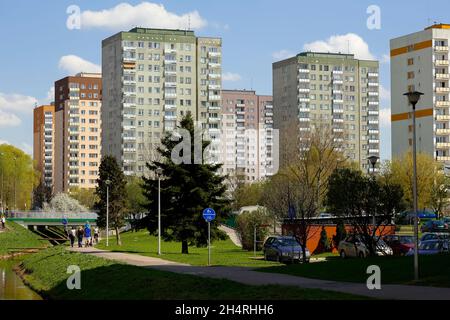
[0,221,48,256]
[19,246,363,300]
[258,254,450,288]
[96,230,281,268]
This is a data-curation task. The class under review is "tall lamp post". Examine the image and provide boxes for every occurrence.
[13,156,17,211]
[156,168,163,255]
[0,152,4,214]
[105,179,111,247]
[404,91,423,282]
[368,155,379,232]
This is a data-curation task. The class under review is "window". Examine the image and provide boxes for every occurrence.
[407,71,415,79]
[407,58,414,65]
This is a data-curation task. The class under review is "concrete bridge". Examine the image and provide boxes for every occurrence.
[6,211,98,227]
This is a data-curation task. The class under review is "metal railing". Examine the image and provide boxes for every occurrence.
[6,211,98,220]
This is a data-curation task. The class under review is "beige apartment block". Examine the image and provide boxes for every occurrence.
[391,24,450,164]
[53,73,102,193]
[221,90,274,182]
[33,104,56,188]
[273,52,380,172]
[102,28,222,176]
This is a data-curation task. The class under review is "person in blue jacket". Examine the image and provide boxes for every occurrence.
[84,222,92,247]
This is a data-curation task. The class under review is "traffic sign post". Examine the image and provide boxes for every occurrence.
[203,208,216,266]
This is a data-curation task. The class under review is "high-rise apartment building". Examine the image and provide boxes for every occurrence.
[391,24,450,163]
[102,28,222,176]
[221,90,274,182]
[273,52,380,172]
[33,104,56,188]
[53,73,102,193]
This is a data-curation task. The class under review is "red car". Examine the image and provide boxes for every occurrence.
[382,235,415,256]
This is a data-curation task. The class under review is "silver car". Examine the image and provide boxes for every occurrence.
[338,235,393,258]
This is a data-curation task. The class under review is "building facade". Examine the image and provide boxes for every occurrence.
[33,104,56,188]
[53,73,102,193]
[391,24,450,163]
[101,28,222,176]
[220,90,274,182]
[273,52,380,172]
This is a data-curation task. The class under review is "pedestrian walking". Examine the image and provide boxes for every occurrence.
[69,227,76,248]
[1,215,5,229]
[76,226,84,248]
[94,226,99,244]
[84,221,92,247]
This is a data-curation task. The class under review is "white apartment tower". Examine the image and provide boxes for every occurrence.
[391,24,450,163]
[102,28,222,175]
[273,52,380,172]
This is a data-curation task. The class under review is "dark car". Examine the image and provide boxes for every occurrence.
[420,232,450,242]
[420,220,449,233]
[406,240,450,256]
[382,235,414,256]
[263,236,311,264]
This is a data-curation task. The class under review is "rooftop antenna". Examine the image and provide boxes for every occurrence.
[250,77,253,91]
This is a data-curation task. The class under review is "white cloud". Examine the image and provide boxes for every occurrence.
[303,33,375,60]
[45,86,55,103]
[379,84,391,101]
[222,72,241,82]
[80,2,207,30]
[0,139,9,145]
[0,93,38,114]
[272,49,294,61]
[0,109,21,127]
[379,107,391,128]
[59,55,101,74]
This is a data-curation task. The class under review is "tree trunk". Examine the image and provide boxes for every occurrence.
[115,226,122,246]
[182,240,189,254]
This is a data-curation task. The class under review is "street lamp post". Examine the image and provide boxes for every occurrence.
[0,152,4,214]
[404,91,424,282]
[368,155,379,231]
[13,156,17,211]
[156,168,163,255]
[105,179,111,247]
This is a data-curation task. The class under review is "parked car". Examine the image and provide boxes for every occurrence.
[382,235,414,256]
[338,235,393,258]
[420,220,449,233]
[406,240,450,256]
[263,236,310,264]
[420,232,450,242]
[318,213,333,219]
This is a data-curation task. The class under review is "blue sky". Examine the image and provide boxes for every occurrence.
[0,0,447,160]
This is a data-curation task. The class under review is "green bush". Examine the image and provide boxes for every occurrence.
[235,209,271,251]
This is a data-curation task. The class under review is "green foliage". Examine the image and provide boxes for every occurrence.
[318,226,331,253]
[0,144,38,210]
[95,155,128,245]
[142,114,230,254]
[20,246,360,300]
[232,182,264,211]
[326,168,405,255]
[70,187,99,210]
[0,221,47,255]
[333,220,347,247]
[125,176,146,214]
[235,209,271,251]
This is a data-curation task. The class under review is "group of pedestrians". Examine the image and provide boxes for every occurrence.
[68,222,100,248]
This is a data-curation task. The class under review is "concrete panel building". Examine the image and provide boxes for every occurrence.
[220,90,274,182]
[53,73,102,193]
[273,52,380,172]
[33,104,56,188]
[101,28,222,176]
[391,24,450,163]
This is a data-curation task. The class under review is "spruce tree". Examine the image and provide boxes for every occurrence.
[95,155,128,245]
[142,113,230,254]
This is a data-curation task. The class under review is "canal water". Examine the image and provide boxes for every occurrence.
[0,259,42,300]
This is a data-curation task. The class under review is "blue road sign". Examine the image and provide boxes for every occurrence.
[203,208,216,222]
[62,217,68,225]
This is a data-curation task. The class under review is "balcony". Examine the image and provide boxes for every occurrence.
[123,136,136,141]
[123,56,137,62]
[368,129,379,134]
[436,128,450,135]
[368,101,379,106]
[123,91,136,97]
[208,51,221,57]
[436,114,450,121]
[123,113,136,119]
[368,110,379,116]
[298,98,310,102]
[436,142,450,149]
[333,118,344,123]
[368,72,379,77]
[368,82,379,87]
[123,159,136,164]
[437,156,450,161]
[368,120,379,125]
[122,78,136,85]
[368,91,379,96]
[236,118,245,123]
[436,73,450,80]
[333,89,343,94]
[165,104,177,110]
[208,62,221,69]
[208,73,221,79]
[164,48,176,54]
[164,58,177,64]
[435,46,449,52]
[436,101,450,107]
[164,115,177,121]
[208,84,221,90]
[208,105,221,111]
[298,69,310,73]
[298,78,310,83]
[209,94,221,101]
[369,139,380,144]
[208,116,220,123]
[299,107,310,112]
[299,117,310,122]
[333,128,344,133]
[333,108,344,114]
[332,70,343,74]
[436,87,450,93]
[265,112,273,117]
[435,60,449,66]
[165,92,177,99]
[164,82,177,88]
[298,88,310,93]
[236,110,245,115]
[332,79,343,84]
[124,170,135,176]
[369,149,379,154]
[333,99,344,103]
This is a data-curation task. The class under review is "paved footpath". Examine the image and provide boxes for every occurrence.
[69,247,450,300]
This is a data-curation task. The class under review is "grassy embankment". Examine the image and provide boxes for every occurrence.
[258,254,450,288]
[0,221,48,257]
[19,246,363,300]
